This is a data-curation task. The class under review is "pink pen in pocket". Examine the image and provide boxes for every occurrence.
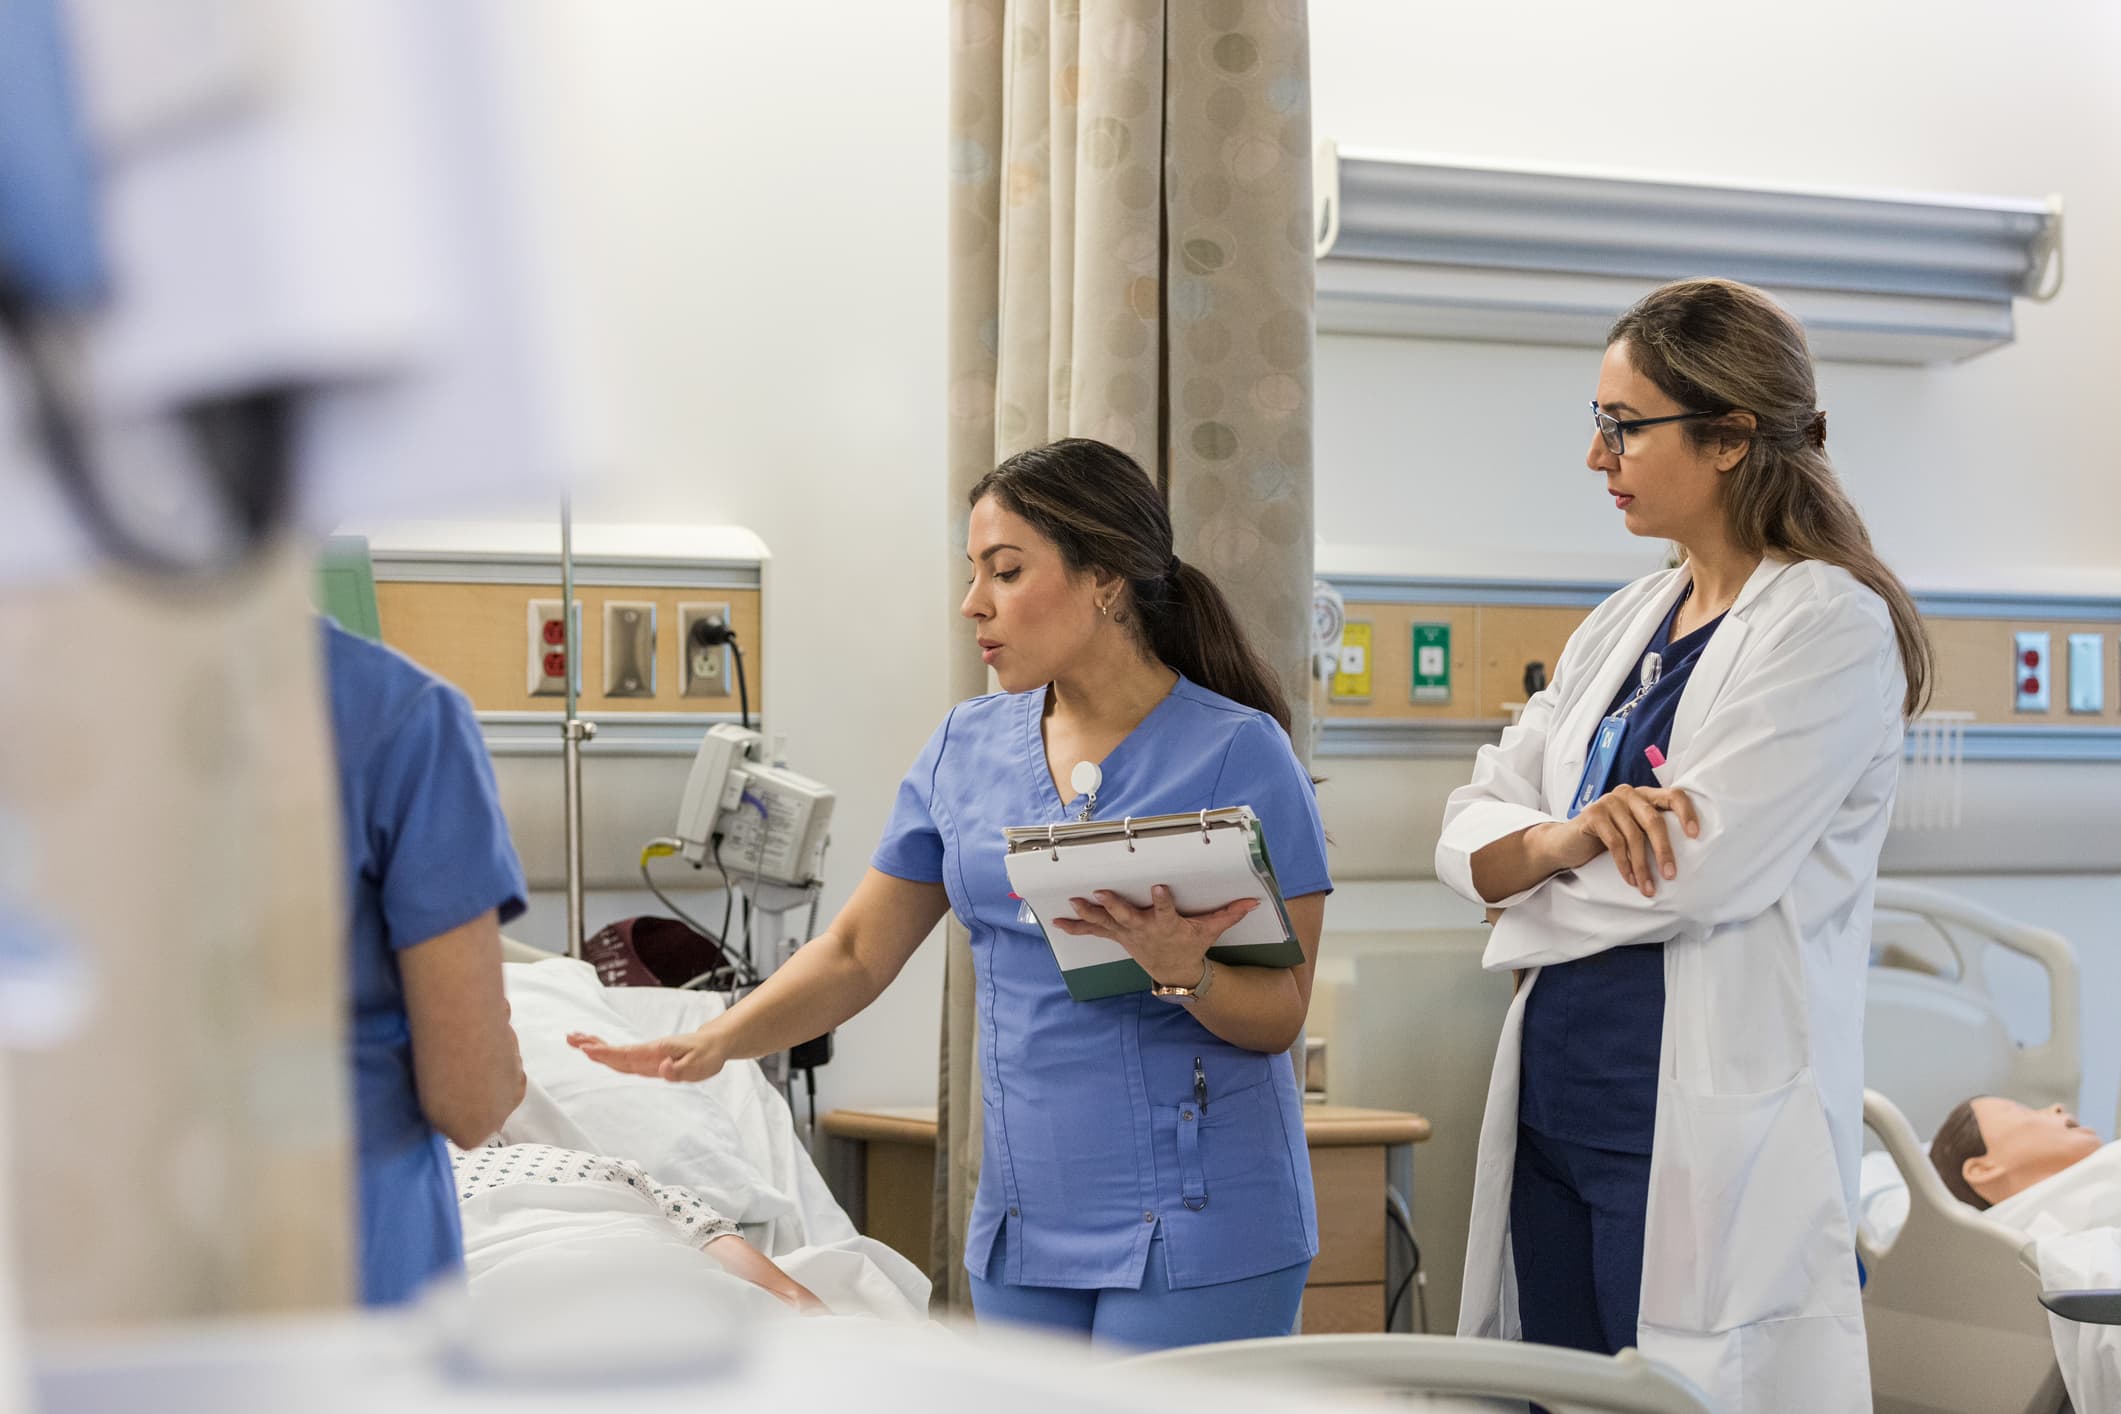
[1644,744,1674,788]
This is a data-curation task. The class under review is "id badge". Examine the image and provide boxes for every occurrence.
[1571,713,1627,819]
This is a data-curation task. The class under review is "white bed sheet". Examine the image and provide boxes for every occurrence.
[489,958,929,1322]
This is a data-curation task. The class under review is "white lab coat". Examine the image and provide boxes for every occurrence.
[1437,556,1905,1414]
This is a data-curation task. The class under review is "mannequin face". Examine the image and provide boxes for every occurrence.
[1964,1097,2103,1204]
[959,495,1122,694]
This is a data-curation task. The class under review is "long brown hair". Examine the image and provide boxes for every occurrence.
[968,438,1294,735]
[1609,279,1933,718]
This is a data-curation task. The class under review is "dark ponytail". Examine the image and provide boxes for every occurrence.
[969,438,1295,736]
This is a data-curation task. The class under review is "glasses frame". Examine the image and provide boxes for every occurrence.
[1591,401,1717,457]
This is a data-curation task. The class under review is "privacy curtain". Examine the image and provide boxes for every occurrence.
[937,0,1316,1311]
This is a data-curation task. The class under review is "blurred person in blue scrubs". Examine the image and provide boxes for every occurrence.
[324,618,529,1305]
[572,439,1331,1349]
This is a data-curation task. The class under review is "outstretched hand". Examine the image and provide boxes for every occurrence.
[1050,885,1259,988]
[566,1028,726,1084]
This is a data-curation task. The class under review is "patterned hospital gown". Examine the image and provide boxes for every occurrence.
[449,1141,740,1247]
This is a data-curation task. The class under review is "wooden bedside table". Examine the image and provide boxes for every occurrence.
[819,1103,1430,1333]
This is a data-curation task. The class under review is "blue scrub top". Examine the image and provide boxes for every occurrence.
[874,676,1332,1291]
[322,621,527,1305]
[1519,594,1724,1155]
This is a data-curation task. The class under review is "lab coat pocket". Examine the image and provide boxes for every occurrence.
[1638,1068,1856,1334]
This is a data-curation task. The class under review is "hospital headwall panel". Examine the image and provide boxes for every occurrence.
[373,582,763,715]
[360,525,773,908]
[1320,588,2121,732]
[1313,578,2121,880]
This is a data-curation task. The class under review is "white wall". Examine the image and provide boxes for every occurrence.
[1309,0,2121,594]
[1303,2,2121,1127]
[511,2,953,1114]
[499,2,2119,1118]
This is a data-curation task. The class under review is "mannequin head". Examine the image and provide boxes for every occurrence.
[1930,1096,2103,1208]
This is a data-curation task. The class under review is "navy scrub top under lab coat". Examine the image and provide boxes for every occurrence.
[873,676,1333,1291]
[324,621,528,1305]
[1518,594,1725,1155]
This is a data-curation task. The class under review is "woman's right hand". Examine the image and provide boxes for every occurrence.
[1536,784,1700,898]
[567,1024,728,1084]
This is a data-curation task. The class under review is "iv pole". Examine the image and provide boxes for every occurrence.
[560,495,593,957]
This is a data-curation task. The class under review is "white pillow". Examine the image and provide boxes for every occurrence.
[501,959,795,1226]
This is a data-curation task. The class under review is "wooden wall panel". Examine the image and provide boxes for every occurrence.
[1475,607,1583,719]
[1323,599,2121,729]
[374,582,764,714]
[1326,605,1479,719]
[1923,617,2120,725]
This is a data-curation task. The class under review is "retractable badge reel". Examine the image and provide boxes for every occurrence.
[1570,652,1662,819]
[1070,761,1101,821]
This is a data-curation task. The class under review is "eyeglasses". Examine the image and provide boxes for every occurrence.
[1591,401,1716,457]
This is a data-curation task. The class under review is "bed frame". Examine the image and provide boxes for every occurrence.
[1861,881,2082,1414]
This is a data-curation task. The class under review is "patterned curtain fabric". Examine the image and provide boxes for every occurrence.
[937,0,1314,1313]
[0,547,352,1328]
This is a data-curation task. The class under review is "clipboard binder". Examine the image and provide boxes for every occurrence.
[1001,806,1303,1002]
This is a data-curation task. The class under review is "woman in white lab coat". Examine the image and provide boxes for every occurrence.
[1437,278,1932,1413]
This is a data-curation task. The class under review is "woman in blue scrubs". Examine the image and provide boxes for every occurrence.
[325,619,530,1304]
[573,438,1332,1349]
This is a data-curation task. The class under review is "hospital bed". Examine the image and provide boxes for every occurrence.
[1858,881,2087,1414]
[480,947,930,1322]
[1127,1333,1712,1412]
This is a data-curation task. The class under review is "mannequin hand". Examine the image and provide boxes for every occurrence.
[1051,885,1259,987]
[1540,785,1700,897]
[567,1024,728,1084]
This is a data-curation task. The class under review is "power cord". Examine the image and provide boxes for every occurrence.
[688,615,751,729]
[637,839,760,990]
[1384,1188,1428,1333]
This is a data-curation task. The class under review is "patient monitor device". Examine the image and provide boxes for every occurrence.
[674,725,834,889]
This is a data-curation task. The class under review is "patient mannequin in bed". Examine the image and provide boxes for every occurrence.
[449,1141,825,1313]
[1930,1097,2118,1231]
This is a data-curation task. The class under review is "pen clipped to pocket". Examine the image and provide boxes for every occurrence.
[1645,744,1674,789]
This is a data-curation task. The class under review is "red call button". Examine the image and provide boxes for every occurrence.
[2022,676,2041,695]
[2022,648,2041,669]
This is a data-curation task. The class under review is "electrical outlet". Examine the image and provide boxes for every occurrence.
[602,601,657,697]
[678,602,733,699]
[2013,630,2051,713]
[527,599,581,696]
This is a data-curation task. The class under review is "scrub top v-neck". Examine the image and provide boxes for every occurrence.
[873,675,1333,1291]
[1518,590,1726,1154]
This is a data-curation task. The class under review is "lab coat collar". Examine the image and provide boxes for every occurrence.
[1668,555,1798,761]
[1550,568,1692,800]
[1550,555,1799,796]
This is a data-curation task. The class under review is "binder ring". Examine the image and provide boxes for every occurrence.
[1199,809,1211,844]
[1047,823,1060,862]
[1123,816,1136,853]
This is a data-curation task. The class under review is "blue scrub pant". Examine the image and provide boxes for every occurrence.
[1509,1123,1652,1357]
[969,1233,1310,1351]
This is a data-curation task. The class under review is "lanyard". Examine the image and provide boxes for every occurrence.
[1570,651,1664,819]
